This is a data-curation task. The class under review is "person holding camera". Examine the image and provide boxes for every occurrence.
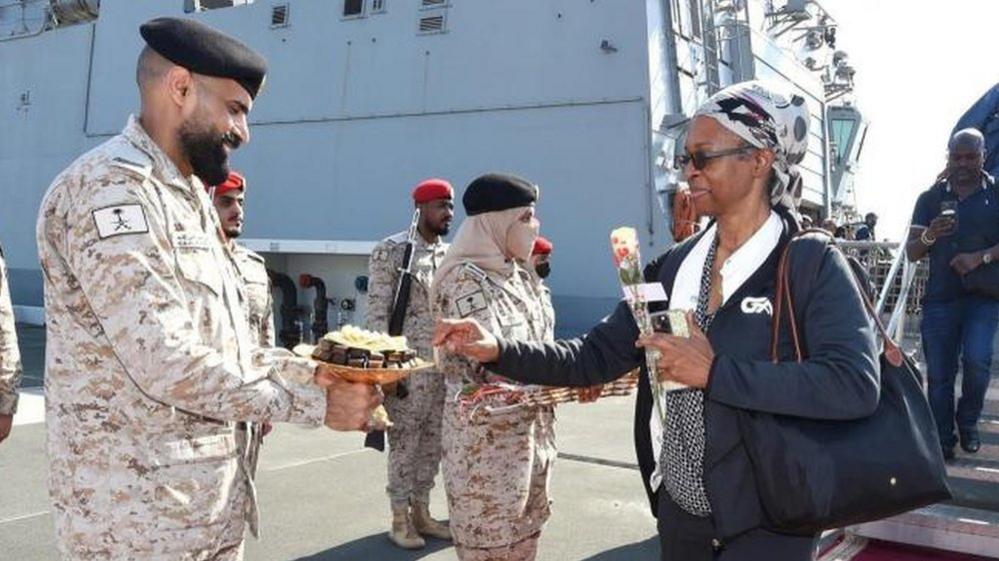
[906,128,999,460]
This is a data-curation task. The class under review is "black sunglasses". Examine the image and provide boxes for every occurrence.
[674,144,756,171]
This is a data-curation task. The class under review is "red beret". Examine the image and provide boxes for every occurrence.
[412,178,453,203]
[212,171,245,197]
[532,236,553,256]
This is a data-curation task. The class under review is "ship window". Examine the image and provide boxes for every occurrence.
[687,0,702,39]
[418,13,446,34]
[830,118,857,165]
[372,0,386,12]
[271,4,290,27]
[671,0,699,40]
[343,0,364,18]
[670,0,683,35]
[421,0,448,8]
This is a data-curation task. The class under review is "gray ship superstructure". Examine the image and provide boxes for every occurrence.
[0,0,864,335]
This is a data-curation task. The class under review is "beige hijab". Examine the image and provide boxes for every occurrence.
[431,206,536,303]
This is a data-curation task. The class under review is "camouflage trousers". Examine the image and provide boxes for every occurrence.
[385,369,447,506]
[51,456,252,560]
[441,400,556,550]
[455,532,540,561]
[211,469,252,561]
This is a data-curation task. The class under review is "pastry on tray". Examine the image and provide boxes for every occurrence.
[293,325,433,385]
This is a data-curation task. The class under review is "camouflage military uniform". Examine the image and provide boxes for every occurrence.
[433,261,556,559]
[0,246,21,417]
[232,245,275,348]
[230,243,276,538]
[36,116,327,560]
[365,231,448,507]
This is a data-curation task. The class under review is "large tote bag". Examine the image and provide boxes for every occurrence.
[737,231,951,535]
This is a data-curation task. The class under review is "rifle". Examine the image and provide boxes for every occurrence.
[388,209,421,338]
[365,209,421,451]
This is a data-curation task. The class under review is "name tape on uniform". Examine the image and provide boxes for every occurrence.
[622,282,668,303]
[92,205,149,239]
[173,232,214,250]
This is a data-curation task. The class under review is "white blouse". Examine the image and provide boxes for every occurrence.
[648,210,784,491]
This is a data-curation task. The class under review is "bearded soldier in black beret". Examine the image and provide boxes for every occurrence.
[36,17,381,560]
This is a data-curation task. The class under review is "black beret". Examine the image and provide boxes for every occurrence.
[140,17,268,99]
[463,173,539,216]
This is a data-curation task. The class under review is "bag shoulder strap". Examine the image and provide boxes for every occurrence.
[770,230,829,361]
[771,228,903,367]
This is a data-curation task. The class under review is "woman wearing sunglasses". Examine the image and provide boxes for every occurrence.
[433,81,879,561]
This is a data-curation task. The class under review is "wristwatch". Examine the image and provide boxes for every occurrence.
[984,252,993,265]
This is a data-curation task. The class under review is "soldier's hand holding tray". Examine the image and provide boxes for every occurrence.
[635,311,715,389]
[314,365,383,431]
[432,318,500,363]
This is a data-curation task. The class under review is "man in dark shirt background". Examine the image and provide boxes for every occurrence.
[906,128,999,460]
[855,212,878,241]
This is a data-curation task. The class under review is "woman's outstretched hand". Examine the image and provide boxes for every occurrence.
[635,311,714,389]
[433,318,501,363]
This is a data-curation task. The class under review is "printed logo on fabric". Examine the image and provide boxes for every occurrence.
[740,296,773,316]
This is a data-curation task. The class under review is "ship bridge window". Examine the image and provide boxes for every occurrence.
[343,0,364,18]
[830,118,857,166]
[372,0,386,12]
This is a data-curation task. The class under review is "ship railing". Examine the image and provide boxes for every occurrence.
[835,240,928,354]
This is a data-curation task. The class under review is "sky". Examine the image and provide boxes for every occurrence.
[824,0,999,242]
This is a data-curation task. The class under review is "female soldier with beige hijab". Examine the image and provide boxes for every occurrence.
[431,173,553,561]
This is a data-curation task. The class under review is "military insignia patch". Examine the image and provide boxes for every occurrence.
[92,205,149,239]
[455,290,488,318]
[372,248,389,262]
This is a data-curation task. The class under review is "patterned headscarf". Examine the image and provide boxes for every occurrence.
[693,80,810,208]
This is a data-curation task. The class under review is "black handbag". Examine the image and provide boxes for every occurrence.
[737,231,952,535]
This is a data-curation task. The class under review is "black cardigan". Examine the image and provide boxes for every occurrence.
[488,219,880,539]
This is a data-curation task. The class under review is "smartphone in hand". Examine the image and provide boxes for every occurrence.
[651,310,689,338]
[937,200,958,236]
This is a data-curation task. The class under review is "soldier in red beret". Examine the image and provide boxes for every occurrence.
[365,178,455,549]
[208,170,276,538]
[530,236,553,281]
